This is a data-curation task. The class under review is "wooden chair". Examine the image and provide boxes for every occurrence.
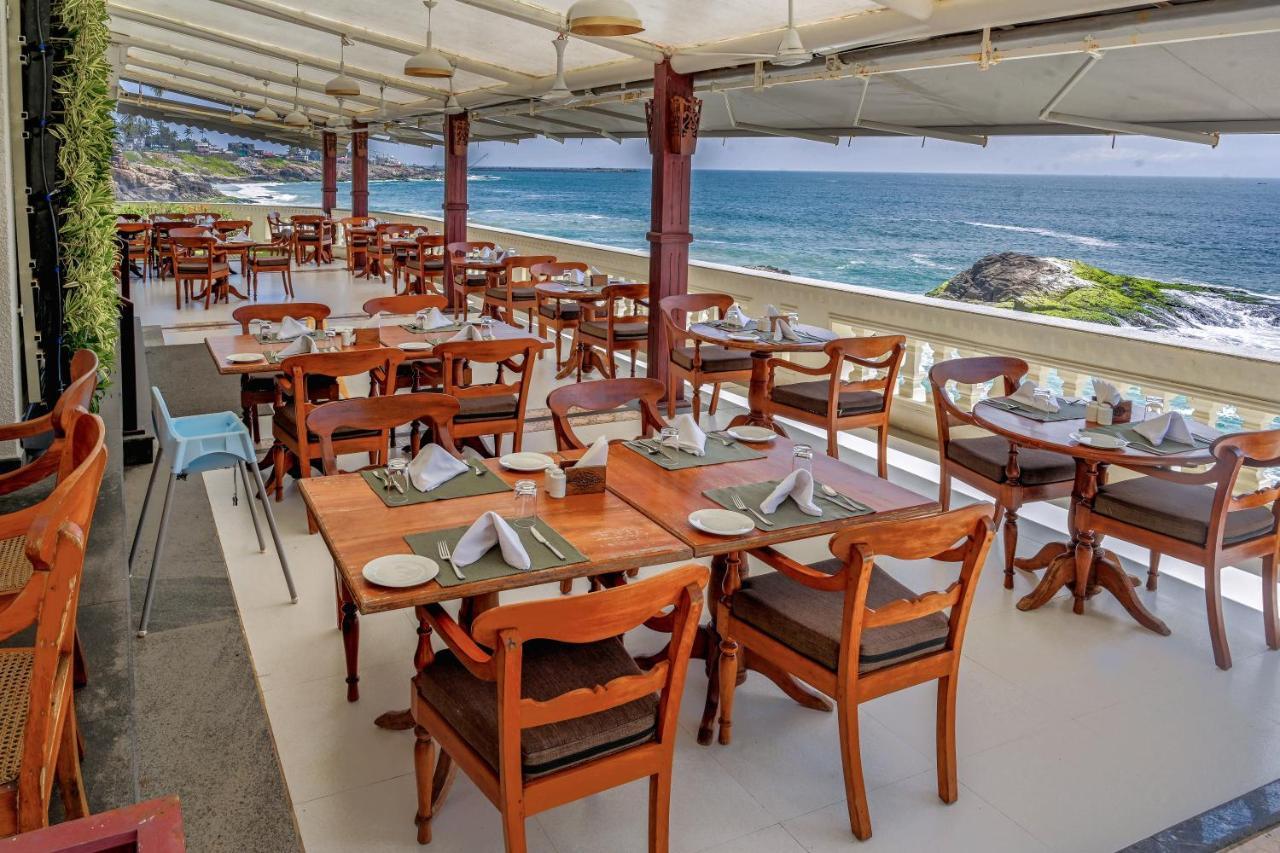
[547,377,666,452]
[411,563,709,850]
[338,216,376,273]
[577,283,649,379]
[369,223,413,284]
[270,348,405,500]
[715,505,994,841]
[446,241,496,320]
[117,223,150,284]
[361,295,449,395]
[210,218,255,276]
[0,409,107,835]
[433,338,540,456]
[399,235,446,296]
[482,255,555,329]
[266,211,284,239]
[169,233,229,309]
[232,303,335,442]
[149,219,193,280]
[246,237,295,299]
[531,261,593,368]
[1080,430,1280,670]
[658,293,754,424]
[765,335,906,477]
[928,357,1076,589]
[291,215,334,265]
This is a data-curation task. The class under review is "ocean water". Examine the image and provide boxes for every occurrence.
[218,170,1280,349]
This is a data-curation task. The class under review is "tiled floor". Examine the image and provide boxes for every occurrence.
[141,270,1280,852]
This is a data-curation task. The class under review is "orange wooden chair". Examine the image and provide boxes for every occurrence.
[398,234,446,296]
[531,261,594,368]
[433,338,541,456]
[362,294,449,395]
[169,232,230,309]
[338,216,376,273]
[246,236,295,299]
[232,303,334,442]
[547,377,666,452]
[577,283,649,379]
[117,223,151,284]
[446,241,496,320]
[658,293,754,424]
[291,215,334,265]
[482,255,555,329]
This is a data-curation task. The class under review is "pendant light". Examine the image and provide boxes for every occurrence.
[325,35,362,97]
[566,0,643,36]
[254,82,280,121]
[284,61,310,127]
[404,0,453,78]
[230,91,252,125]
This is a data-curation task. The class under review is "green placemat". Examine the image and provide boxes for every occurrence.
[704,479,871,530]
[984,397,1087,423]
[400,322,464,334]
[360,469,512,507]
[622,437,766,470]
[256,331,317,344]
[405,521,587,588]
[1081,423,1215,456]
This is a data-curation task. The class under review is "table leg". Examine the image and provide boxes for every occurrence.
[341,588,360,703]
[555,329,586,381]
[727,352,787,435]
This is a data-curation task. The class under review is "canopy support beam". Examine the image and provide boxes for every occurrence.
[452,0,664,61]
[351,121,369,217]
[322,131,338,215]
[444,113,470,312]
[721,92,839,145]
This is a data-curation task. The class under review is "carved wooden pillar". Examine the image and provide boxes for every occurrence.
[645,61,699,398]
[351,121,369,217]
[444,113,470,311]
[321,130,337,215]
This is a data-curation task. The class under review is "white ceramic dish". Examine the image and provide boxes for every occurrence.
[726,426,777,443]
[226,352,265,364]
[397,342,433,352]
[688,508,755,537]
[1070,431,1128,450]
[361,554,439,588]
[727,333,758,342]
[499,451,556,472]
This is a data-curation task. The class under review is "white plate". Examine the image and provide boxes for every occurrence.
[226,352,265,364]
[361,554,438,588]
[397,342,433,352]
[726,426,777,443]
[688,508,755,537]
[1070,431,1128,449]
[499,451,556,472]
[727,333,758,342]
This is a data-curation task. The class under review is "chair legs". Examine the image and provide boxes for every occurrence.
[1263,552,1279,651]
[937,470,951,512]
[836,696,872,841]
[716,639,739,745]
[935,673,959,805]
[1147,551,1161,591]
[648,770,673,853]
[246,460,299,602]
[54,701,89,823]
[128,446,165,573]
[414,726,436,845]
[1205,568,1232,670]
[136,469,178,637]
[876,426,890,480]
[1001,509,1019,590]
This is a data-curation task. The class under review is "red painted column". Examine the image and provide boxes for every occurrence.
[321,130,337,215]
[351,121,369,217]
[443,112,470,311]
[646,60,697,396]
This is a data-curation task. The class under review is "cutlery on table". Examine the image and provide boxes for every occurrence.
[530,526,566,561]
[470,463,487,476]
[438,540,464,580]
[730,492,774,527]
[708,431,735,447]
[373,469,390,491]
[819,484,860,511]
[631,438,661,455]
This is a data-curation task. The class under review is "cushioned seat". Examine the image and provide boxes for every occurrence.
[769,381,883,417]
[0,536,32,596]
[671,345,753,373]
[946,436,1075,486]
[272,406,380,442]
[485,287,537,301]
[242,374,338,400]
[1093,477,1276,546]
[731,559,949,673]
[455,394,518,423]
[176,261,230,276]
[404,259,444,274]
[579,321,647,340]
[0,650,33,784]
[414,637,657,779]
[538,302,583,320]
[251,255,290,268]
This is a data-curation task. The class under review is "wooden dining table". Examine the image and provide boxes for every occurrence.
[972,402,1220,635]
[685,321,839,434]
[533,281,610,379]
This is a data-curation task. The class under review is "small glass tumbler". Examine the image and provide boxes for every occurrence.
[659,426,680,459]
[786,311,801,328]
[793,444,814,473]
[1033,388,1054,410]
[1144,395,1165,418]
[385,457,409,505]
[324,330,339,351]
[512,480,538,528]
[259,321,274,341]
[479,317,494,340]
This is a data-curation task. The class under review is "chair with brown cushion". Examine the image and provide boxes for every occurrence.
[398,234,446,296]
[117,223,151,284]
[0,409,106,835]
[715,505,994,841]
[169,232,230,309]
[547,378,666,452]
[149,219,193,279]
[246,236,295,299]
[1079,430,1280,670]
[368,223,413,285]
[270,348,405,501]
[362,295,449,395]
[483,255,555,330]
[232,303,335,442]
[266,211,284,239]
[338,216,376,273]
[929,356,1076,589]
[446,241,496,320]
[291,214,334,265]
[433,338,540,457]
[531,261,594,368]
[765,335,906,477]
[577,283,649,379]
[411,563,709,850]
[658,293,754,424]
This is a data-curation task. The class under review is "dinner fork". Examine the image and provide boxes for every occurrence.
[730,492,774,527]
[438,540,464,580]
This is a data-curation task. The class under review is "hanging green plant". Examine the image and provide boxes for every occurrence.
[52,0,119,380]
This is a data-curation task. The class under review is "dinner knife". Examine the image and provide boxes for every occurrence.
[530,526,566,561]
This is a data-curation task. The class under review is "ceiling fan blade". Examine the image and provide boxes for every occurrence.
[678,51,776,59]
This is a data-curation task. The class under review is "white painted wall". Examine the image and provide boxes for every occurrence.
[0,6,23,461]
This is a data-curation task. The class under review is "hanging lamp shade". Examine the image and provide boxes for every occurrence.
[254,104,279,121]
[325,36,362,96]
[443,93,463,115]
[284,108,309,127]
[567,0,643,36]
[230,110,252,125]
[404,47,453,78]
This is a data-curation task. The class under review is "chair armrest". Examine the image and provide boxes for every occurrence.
[421,604,495,680]
[0,503,42,539]
[749,546,845,592]
[764,354,836,379]
[0,413,54,443]
[0,453,58,498]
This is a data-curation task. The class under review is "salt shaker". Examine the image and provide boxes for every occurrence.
[546,466,567,499]
[1096,402,1114,426]
[1085,401,1100,424]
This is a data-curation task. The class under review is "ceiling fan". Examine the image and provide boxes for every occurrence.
[675,0,812,68]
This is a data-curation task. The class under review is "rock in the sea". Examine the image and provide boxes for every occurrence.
[747,264,792,276]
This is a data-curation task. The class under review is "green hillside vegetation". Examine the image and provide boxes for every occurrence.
[124,150,247,177]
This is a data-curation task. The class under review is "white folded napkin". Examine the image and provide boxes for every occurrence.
[765,304,781,318]
[723,304,751,328]
[446,324,484,342]
[277,334,317,358]
[1008,380,1060,413]
[760,469,822,517]
[672,413,707,457]
[1092,378,1123,406]
[407,444,470,491]
[496,249,511,262]
[571,268,585,284]
[278,316,310,340]
[229,232,253,243]
[1134,411,1194,446]
[773,319,802,342]
[452,510,531,571]
[575,435,609,468]
[480,246,493,260]
[416,307,454,330]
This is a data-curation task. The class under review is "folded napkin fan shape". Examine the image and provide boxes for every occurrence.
[672,413,707,457]
[276,334,318,358]
[446,324,485,342]
[576,435,609,468]
[278,315,311,340]
[760,468,823,517]
[1134,411,1195,446]
[1008,380,1061,413]
[407,444,470,492]
[1092,378,1124,406]
[723,304,753,329]
[416,307,455,330]
[452,511,531,571]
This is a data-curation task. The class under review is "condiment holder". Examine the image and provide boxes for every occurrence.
[1086,398,1132,425]
[561,461,605,496]
[590,273,609,289]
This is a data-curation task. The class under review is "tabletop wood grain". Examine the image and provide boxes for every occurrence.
[686,321,837,354]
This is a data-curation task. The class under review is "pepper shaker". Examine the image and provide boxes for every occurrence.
[546,466,567,499]
[1096,402,1114,426]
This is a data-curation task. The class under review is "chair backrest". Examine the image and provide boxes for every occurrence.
[927,356,1027,445]
[213,219,253,236]
[413,234,445,254]
[446,241,494,259]
[362,294,447,317]
[376,223,415,243]
[529,261,589,280]
[232,302,331,333]
[547,378,667,450]
[116,213,143,222]
[816,335,906,416]
[249,236,293,261]
[170,234,216,272]
[501,255,556,285]
[469,564,708,775]
[279,348,405,442]
[825,504,994,680]
[433,339,540,416]
[309,392,461,475]
[597,283,650,333]
[0,350,99,495]
[52,350,99,437]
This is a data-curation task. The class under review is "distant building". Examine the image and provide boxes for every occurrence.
[228,142,259,157]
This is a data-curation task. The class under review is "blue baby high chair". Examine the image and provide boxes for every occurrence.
[130,387,297,636]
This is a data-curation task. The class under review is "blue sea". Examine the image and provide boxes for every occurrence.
[219,170,1280,347]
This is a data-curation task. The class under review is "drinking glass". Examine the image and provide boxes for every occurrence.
[786,311,801,328]
[659,426,680,460]
[260,321,274,341]
[1033,388,1054,410]
[324,330,339,351]
[792,444,814,473]
[479,316,493,340]
[1144,395,1165,418]
[512,480,538,528]
[385,457,410,506]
